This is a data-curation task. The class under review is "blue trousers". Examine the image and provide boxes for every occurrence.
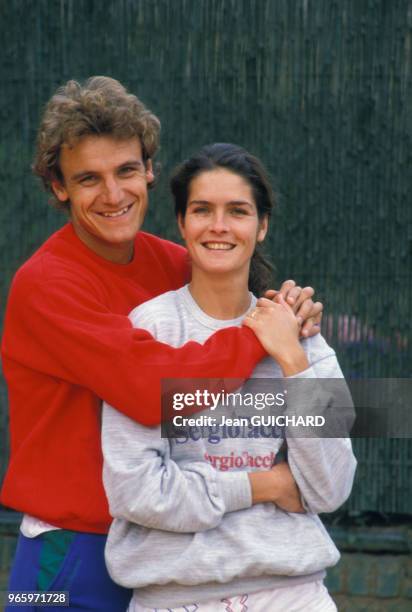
[6,531,132,611]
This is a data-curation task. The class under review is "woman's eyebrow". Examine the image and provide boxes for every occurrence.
[227,200,254,207]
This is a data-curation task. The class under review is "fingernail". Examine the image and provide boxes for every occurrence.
[297,316,303,325]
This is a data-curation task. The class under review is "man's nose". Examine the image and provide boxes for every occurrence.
[101,177,123,205]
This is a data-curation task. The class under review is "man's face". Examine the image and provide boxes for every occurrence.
[52,135,154,263]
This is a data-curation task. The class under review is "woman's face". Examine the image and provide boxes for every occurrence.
[178,168,268,281]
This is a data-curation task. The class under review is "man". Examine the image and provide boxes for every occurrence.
[1,77,322,611]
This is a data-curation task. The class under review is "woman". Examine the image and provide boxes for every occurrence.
[102,143,356,611]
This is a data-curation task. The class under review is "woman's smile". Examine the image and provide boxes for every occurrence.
[178,168,267,280]
[201,241,236,250]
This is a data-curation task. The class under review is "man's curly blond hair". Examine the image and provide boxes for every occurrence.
[33,76,161,209]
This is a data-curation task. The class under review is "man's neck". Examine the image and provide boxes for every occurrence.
[71,221,134,264]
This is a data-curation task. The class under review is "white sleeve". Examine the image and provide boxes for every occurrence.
[285,335,357,514]
[103,296,252,532]
[102,403,251,532]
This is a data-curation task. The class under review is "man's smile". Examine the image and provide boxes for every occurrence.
[97,203,134,218]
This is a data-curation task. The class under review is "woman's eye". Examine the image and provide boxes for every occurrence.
[192,206,209,214]
[231,207,248,215]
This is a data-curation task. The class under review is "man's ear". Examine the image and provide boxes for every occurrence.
[145,159,155,184]
[177,213,186,240]
[257,215,269,242]
[51,180,69,203]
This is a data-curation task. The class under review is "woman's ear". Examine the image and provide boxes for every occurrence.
[257,215,269,243]
[177,213,186,240]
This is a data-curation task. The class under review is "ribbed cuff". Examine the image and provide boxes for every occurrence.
[216,470,252,513]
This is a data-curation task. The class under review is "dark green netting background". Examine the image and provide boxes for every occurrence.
[0,0,411,513]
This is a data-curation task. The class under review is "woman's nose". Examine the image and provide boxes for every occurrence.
[209,213,229,233]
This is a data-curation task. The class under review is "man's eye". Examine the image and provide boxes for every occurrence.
[231,208,248,215]
[192,206,209,214]
[119,166,138,176]
[79,175,97,185]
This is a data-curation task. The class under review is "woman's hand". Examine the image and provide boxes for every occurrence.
[248,462,305,513]
[264,280,323,338]
[244,295,309,376]
[270,462,306,513]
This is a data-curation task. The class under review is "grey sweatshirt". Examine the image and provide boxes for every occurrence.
[102,285,356,609]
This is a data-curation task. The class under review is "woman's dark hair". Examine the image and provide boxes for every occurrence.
[170,143,276,296]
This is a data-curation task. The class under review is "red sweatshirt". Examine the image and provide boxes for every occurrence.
[1,224,265,533]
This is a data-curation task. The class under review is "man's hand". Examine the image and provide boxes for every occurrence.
[264,279,323,338]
